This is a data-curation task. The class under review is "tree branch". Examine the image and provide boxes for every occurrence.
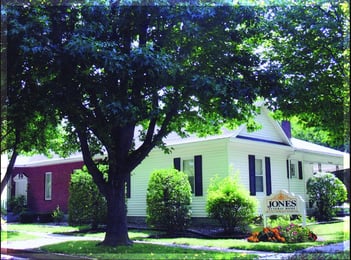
[128,107,177,170]
[1,129,20,194]
[76,129,108,197]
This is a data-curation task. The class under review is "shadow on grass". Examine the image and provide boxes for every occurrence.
[41,240,257,260]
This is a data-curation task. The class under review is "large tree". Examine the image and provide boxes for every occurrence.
[4,0,348,246]
[6,2,280,246]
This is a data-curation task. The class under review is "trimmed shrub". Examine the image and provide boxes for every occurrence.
[146,169,192,233]
[206,175,257,233]
[307,172,347,221]
[68,165,107,229]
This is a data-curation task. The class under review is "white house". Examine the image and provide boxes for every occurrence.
[127,105,347,217]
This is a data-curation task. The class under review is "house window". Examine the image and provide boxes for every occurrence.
[290,161,297,178]
[45,172,52,200]
[249,155,271,196]
[183,159,195,193]
[255,159,264,192]
[173,156,203,196]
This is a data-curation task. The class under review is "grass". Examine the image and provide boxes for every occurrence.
[1,230,39,242]
[3,218,349,259]
[42,241,256,259]
[288,252,350,260]
[2,223,85,233]
[142,217,350,253]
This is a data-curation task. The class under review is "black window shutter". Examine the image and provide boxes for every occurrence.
[286,160,290,179]
[126,173,131,198]
[265,157,272,196]
[173,157,181,171]
[248,155,256,196]
[194,155,203,196]
[298,161,303,180]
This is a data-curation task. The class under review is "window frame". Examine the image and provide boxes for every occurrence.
[182,158,195,194]
[255,158,264,193]
[44,172,52,201]
[289,160,298,179]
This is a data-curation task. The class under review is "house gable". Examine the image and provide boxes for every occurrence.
[233,106,291,146]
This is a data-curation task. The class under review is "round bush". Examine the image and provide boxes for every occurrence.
[146,169,192,233]
[307,172,347,221]
[68,165,107,229]
[206,175,257,233]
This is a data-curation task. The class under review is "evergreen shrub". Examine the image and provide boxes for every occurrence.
[307,172,347,221]
[146,169,192,233]
[206,174,257,233]
[68,165,107,229]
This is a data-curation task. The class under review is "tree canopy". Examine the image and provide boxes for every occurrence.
[263,2,350,152]
[3,0,349,246]
[1,4,79,193]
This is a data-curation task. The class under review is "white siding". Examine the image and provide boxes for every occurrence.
[228,139,292,214]
[238,108,286,144]
[126,106,345,218]
[127,139,229,217]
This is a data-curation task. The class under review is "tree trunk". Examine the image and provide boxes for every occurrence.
[1,150,18,194]
[101,172,132,246]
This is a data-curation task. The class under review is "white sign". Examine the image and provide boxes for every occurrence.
[262,190,306,227]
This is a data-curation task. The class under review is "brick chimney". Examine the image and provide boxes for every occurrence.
[282,120,292,139]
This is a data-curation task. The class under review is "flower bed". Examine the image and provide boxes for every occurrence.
[247,224,317,243]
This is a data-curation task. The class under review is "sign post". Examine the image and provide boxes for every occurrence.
[262,190,306,227]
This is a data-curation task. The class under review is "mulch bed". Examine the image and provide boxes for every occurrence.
[145,227,250,239]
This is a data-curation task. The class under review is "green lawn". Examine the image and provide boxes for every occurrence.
[42,241,256,259]
[2,218,349,259]
[1,230,39,241]
[141,218,350,253]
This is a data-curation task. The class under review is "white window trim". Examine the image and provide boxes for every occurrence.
[45,172,52,201]
[182,158,195,194]
[290,160,298,179]
[255,158,265,193]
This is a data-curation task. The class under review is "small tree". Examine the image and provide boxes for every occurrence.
[307,172,347,221]
[146,169,192,233]
[206,175,257,234]
[68,165,107,229]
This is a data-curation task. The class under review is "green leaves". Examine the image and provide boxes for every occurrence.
[307,172,347,221]
[68,165,108,228]
[264,4,349,151]
[146,169,192,232]
[206,175,257,233]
